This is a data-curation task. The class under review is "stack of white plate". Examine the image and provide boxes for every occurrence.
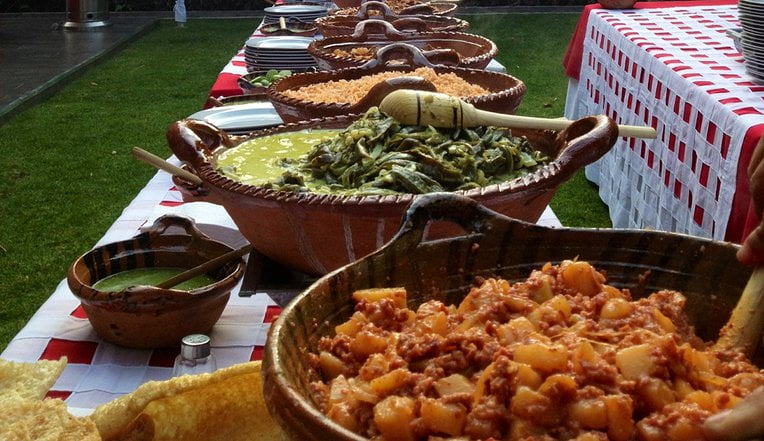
[739,0,764,83]
[244,36,317,72]
[263,4,328,25]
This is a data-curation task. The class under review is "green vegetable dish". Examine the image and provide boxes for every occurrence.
[247,69,292,87]
[217,107,550,196]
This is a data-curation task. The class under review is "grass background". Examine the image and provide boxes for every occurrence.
[0,13,609,352]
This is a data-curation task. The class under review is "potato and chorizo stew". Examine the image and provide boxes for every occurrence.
[308,260,764,441]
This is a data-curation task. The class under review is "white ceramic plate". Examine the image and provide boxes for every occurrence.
[246,36,314,50]
[188,101,283,134]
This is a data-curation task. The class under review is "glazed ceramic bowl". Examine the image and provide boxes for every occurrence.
[67,215,246,349]
[260,19,318,37]
[262,192,751,441]
[166,112,618,276]
[598,0,637,8]
[315,1,468,37]
[268,43,525,123]
[308,19,496,70]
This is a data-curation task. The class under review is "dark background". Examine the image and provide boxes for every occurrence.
[1,0,594,13]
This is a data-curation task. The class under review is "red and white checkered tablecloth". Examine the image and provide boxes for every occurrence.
[564,1,764,242]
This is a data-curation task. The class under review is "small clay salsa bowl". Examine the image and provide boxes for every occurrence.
[262,193,752,441]
[315,1,469,37]
[268,42,526,123]
[308,19,496,70]
[166,112,618,276]
[67,215,246,349]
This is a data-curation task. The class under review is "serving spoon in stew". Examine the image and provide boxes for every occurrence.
[378,89,658,139]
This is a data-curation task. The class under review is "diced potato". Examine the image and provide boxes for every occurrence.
[572,340,601,373]
[652,308,676,333]
[327,402,358,432]
[473,362,495,402]
[353,287,407,308]
[683,347,713,373]
[600,298,634,320]
[420,398,467,436]
[373,395,416,441]
[496,317,537,345]
[514,362,543,389]
[349,331,389,358]
[510,386,551,419]
[638,378,675,411]
[335,316,363,337]
[318,351,345,380]
[573,432,608,441]
[513,343,569,373]
[370,368,409,395]
[568,399,608,429]
[561,260,603,296]
[545,295,572,319]
[348,378,379,404]
[328,375,354,407]
[538,374,577,399]
[603,284,624,299]
[673,379,695,399]
[615,344,654,380]
[419,311,448,336]
[454,313,483,333]
[712,390,743,410]
[530,274,555,303]
[666,417,705,441]
[435,374,474,397]
[603,394,634,441]
[457,289,480,314]
[684,390,714,411]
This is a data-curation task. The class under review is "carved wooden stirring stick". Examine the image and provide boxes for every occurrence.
[378,89,657,139]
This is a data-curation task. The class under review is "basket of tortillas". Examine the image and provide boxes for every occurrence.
[0,357,286,441]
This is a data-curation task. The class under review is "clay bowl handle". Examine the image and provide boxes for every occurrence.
[351,76,438,112]
[389,17,430,33]
[421,47,460,66]
[551,114,619,180]
[359,42,436,69]
[166,119,246,172]
[356,0,397,18]
[350,19,406,39]
[399,3,436,15]
[143,214,213,242]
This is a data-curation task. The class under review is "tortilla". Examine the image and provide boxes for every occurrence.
[0,398,100,441]
[0,357,67,403]
[91,361,287,441]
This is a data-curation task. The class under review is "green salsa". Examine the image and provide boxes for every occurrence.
[216,129,341,186]
[92,268,217,291]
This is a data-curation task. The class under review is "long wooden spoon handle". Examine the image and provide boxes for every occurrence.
[476,112,656,139]
[715,266,764,358]
[132,147,202,185]
[156,244,252,290]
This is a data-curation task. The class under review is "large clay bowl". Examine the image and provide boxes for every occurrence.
[67,215,246,348]
[166,113,618,276]
[268,43,525,123]
[315,1,469,37]
[308,20,496,70]
[262,192,752,441]
[332,1,457,16]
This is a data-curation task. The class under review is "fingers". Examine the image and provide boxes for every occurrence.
[748,135,764,179]
[704,387,764,441]
[738,225,764,266]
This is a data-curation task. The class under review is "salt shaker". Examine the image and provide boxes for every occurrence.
[172,334,217,376]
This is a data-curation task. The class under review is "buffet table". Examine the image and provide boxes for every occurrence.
[563,0,764,243]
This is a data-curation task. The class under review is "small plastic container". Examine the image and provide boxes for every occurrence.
[173,334,217,376]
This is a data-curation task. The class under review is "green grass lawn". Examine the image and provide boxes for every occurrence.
[0,13,609,352]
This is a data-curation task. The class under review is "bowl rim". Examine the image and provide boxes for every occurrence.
[168,113,617,208]
[266,61,526,116]
[307,29,497,69]
[314,12,469,35]
[331,1,458,16]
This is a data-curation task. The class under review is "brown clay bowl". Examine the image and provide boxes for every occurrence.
[262,192,752,441]
[268,42,525,123]
[260,19,318,37]
[315,1,469,37]
[598,0,637,8]
[166,113,618,276]
[332,1,457,16]
[66,215,246,349]
[308,19,496,70]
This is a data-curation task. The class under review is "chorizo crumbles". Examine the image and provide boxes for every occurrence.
[308,260,764,441]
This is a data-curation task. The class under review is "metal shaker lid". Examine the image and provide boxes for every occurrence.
[180,334,211,359]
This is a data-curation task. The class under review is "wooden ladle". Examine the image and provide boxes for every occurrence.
[715,267,764,358]
[378,89,658,139]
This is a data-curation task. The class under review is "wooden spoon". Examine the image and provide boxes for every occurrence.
[132,146,202,185]
[279,16,287,30]
[714,266,764,359]
[156,244,252,290]
[378,89,657,139]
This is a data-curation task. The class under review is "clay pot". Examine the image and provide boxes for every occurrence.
[166,113,618,276]
[67,215,246,348]
[262,192,750,441]
[268,42,526,123]
[598,0,637,9]
[308,19,496,70]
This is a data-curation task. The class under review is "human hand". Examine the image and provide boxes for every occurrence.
[737,135,764,266]
[703,386,764,441]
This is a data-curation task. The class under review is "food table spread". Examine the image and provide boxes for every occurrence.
[563,0,764,243]
[0,8,577,425]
